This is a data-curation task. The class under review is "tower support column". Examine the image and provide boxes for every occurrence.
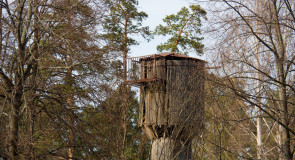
[151,138,191,160]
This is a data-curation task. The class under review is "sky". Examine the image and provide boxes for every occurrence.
[130,0,198,58]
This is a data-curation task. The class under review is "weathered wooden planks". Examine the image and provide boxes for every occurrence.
[139,56,205,140]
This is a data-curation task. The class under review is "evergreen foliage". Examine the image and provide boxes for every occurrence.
[154,5,206,55]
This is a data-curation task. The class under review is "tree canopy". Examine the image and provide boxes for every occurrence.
[154,5,206,55]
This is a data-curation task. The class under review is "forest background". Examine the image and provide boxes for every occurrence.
[0,0,295,160]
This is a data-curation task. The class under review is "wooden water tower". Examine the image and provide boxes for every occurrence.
[126,53,206,160]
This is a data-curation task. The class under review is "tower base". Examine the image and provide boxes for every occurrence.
[151,138,191,160]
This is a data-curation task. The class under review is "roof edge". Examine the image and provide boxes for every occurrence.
[128,53,207,62]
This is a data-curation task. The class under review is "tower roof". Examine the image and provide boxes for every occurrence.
[130,53,206,63]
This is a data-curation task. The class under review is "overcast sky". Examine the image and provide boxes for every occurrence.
[130,0,197,58]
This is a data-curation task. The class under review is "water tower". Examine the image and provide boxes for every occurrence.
[127,53,206,159]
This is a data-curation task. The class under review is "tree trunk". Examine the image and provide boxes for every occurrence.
[256,110,263,159]
[66,68,75,160]
[26,4,39,158]
[272,1,292,159]
[254,2,263,159]
[277,78,291,160]
[8,89,23,160]
[121,15,129,160]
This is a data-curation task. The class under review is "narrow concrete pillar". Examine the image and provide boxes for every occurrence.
[151,138,191,160]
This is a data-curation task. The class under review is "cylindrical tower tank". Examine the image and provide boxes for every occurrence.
[138,53,206,159]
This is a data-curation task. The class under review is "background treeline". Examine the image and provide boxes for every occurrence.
[0,0,149,159]
[1,0,295,160]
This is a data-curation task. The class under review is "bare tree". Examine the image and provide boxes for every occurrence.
[0,1,36,159]
[200,0,295,159]
[0,0,105,159]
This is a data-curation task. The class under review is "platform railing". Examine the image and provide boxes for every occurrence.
[126,54,158,85]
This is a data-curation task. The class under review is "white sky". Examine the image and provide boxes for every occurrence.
[130,0,198,58]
